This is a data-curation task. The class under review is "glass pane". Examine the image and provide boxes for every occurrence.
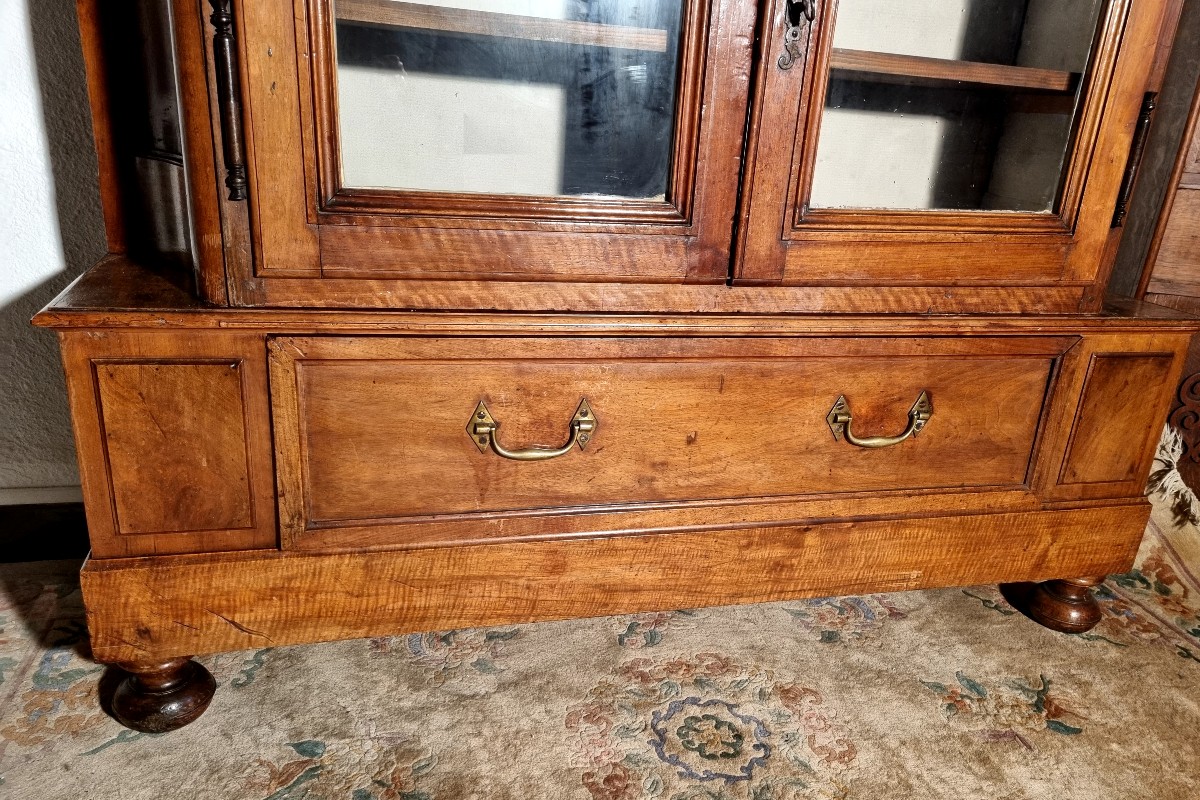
[809,0,1106,213]
[332,0,684,200]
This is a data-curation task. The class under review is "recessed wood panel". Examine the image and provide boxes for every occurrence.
[272,336,1062,546]
[59,332,279,558]
[97,362,254,534]
[1148,189,1200,288]
[1059,354,1176,485]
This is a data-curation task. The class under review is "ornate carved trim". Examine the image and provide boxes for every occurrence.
[209,0,248,201]
[1169,371,1200,463]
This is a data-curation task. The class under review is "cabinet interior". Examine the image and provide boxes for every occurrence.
[809,0,1107,213]
[332,0,684,199]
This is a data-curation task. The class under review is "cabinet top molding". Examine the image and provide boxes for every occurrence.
[32,257,1200,334]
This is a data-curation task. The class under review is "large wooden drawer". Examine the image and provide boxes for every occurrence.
[270,336,1068,549]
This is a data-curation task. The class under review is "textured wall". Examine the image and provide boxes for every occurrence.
[0,1,106,493]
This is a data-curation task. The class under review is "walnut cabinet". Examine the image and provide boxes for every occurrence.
[33,0,1200,731]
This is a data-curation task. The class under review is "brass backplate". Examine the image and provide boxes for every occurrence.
[467,398,596,453]
[468,400,496,453]
[909,391,933,434]
[826,395,851,442]
[572,398,597,448]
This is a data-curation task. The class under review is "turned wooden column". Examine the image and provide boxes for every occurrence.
[1001,577,1105,634]
[110,657,216,732]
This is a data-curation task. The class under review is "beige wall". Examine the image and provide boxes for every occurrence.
[0,1,105,501]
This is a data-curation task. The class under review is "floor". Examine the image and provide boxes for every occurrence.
[1,442,1199,799]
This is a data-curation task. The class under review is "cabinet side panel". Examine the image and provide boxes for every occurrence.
[76,0,128,253]
[96,362,253,534]
[1146,189,1200,294]
[1060,353,1176,485]
[60,331,277,558]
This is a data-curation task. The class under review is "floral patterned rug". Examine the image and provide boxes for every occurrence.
[4,454,1200,798]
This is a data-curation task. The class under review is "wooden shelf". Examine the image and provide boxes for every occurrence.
[830,48,1079,93]
[335,0,669,52]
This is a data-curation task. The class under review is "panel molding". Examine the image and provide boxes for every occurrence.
[93,359,255,535]
[59,332,278,558]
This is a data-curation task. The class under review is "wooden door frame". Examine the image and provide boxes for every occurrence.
[734,0,1170,311]
[207,0,756,296]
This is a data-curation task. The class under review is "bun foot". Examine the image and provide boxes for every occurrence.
[1000,577,1105,634]
[110,657,216,732]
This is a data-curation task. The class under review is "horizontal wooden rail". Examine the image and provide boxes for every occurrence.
[335,0,669,52]
[830,48,1079,93]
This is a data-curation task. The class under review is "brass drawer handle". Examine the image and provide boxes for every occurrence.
[468,399,596,461]
[826,391,932,448]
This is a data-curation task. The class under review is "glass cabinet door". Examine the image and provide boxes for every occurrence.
[232,0,753,294]
[809,0,1103,213]
[332,0,682,201]
[736,0,1166,313]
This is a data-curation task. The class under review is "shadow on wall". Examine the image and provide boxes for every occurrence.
[0,1,107,491]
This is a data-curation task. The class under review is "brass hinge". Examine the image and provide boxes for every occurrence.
[210,0,248,201]
[1111,91,1158,228]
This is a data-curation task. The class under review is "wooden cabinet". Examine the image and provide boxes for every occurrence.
[738,0,1164,307]
[186,0,1174,312]
[268,334,1064,549]
[36,0,1200,732]
[214,0,752,291]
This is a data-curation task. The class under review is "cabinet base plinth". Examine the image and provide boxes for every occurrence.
[80,505,1147,666]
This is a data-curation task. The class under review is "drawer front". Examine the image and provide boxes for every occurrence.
[271,336,1064,546]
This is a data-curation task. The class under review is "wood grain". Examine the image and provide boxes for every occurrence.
[1147,190,1200,291]
[318,225,694,282]
[285,487,1046,554]
[239,0,321,275]
[1067,0,1173,304]
[75,0,127,253]
[171,0,233,304]
[335,0,669,52]
[1060,353,1177,484]
[247,276,1096,314]
[80,503,1151,664]
[829,48,1077,92]
[777,239,1070,285]
[1031,331,1190,503]
[96,362,253,534]
[272,336,1061,545]
[58,331,278,558]
[33,256,1200,331]
[1146,0,1186,91]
